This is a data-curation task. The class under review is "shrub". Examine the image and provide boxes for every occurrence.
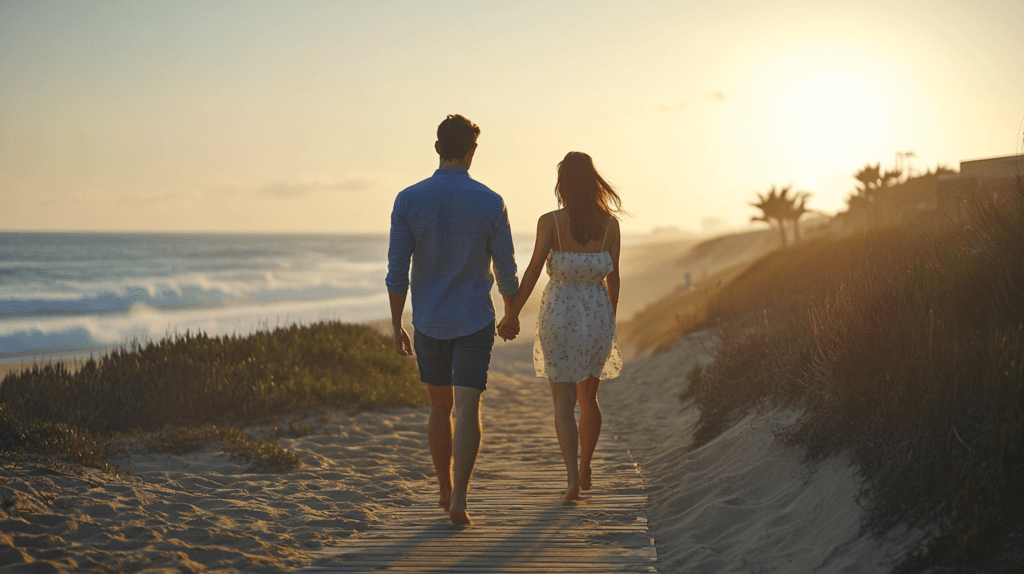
[687,180,1024,563]
[0,321,425,472]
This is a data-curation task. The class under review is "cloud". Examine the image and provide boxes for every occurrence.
[255,176,373,198]
[711,91,726,102]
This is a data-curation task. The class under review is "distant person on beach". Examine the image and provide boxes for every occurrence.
[386,114,520,525]
[498,151,623,501]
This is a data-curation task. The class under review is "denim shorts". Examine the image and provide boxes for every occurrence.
[414,322,495,391]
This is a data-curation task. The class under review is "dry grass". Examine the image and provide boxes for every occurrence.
[669,179,1023,567]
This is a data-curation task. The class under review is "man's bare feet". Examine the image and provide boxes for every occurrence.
[580,466,592,491]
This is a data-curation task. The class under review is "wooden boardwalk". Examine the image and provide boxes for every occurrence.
[297,343,658,573]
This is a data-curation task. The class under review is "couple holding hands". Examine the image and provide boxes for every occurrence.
[386,114,623,525]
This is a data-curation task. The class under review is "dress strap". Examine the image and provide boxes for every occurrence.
[599,217,613,251]
[552,212,561,251]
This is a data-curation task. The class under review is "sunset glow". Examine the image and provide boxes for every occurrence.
[1,0,1021,235]
[774,71,895,167]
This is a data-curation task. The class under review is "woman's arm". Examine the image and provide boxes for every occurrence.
[497,213,554,338]
[605,218,621,317]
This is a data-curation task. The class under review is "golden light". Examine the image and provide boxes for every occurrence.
[771,71,895,170]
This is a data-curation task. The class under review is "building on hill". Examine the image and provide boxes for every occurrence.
[937,154,1023,220]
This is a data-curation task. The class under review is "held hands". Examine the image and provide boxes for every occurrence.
[393,325,413,356]
[497,314,520,341]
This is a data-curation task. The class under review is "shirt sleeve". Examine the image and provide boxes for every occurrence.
[385,195,414,293]
[488,198,519,297]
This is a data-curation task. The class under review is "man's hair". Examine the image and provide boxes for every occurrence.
[437,114,480,161]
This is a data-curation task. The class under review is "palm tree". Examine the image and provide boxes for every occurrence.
[751,185,793,248]
[853,162,903,225]
[786,191,813,242]
[854,162,882,197]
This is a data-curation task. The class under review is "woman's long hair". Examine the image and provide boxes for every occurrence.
[555,152,624,245]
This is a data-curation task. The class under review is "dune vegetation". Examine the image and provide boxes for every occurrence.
[0,322,425,473]
[671,177,1023,567]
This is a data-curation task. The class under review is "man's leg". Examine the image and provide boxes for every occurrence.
[577,377,601,491]
[414,328,457,512]
[447,322,493,525]
[449,385,482,525]
[550,381,580,501]
[428,385,455,510]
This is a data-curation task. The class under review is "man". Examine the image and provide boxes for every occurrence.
[385,114,519,525]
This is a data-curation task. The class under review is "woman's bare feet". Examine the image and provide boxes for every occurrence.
[580,466,592,491]
[449,492,471,525]
[439,489,452,511]
[562,481,580,502]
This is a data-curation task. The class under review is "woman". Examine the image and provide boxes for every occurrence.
[498,151,623,501]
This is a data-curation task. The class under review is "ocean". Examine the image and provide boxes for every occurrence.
[0,232,533,364]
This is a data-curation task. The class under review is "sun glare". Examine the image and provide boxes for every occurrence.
[772,71,894,169]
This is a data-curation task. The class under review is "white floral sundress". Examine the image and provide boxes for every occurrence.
[533,215,623,383]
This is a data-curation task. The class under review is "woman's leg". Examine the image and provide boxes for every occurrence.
[549,380,580,501]
[577,377,601,491]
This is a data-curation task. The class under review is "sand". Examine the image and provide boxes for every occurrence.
[602,331,924,573]
[0,232,926,572]
[0,407,436,572]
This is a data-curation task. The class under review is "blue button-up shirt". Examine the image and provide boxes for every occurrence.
[386,168,519,339]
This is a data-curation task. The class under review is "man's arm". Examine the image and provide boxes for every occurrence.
[385,195,414,355]
[489,200,520,340]
[489,199,519,300]
[389,290,413,355]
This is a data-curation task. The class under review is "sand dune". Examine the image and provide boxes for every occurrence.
[616,229,776,323]
[603,331,923,573]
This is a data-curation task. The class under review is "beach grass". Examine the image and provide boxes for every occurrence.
[675,178,1023,565]
[0,321,425,473]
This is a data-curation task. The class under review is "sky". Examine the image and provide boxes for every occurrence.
[2,0,1022,236]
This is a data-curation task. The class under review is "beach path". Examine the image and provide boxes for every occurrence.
[296,337,658,573]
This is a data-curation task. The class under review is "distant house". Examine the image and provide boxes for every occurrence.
[937,154,1023,220]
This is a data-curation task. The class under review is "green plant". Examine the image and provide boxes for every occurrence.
[0,322,425,473]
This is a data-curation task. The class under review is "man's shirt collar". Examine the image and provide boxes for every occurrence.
[434,168,469,177]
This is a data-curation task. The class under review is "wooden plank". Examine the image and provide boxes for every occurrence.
[321,553,656,562]
[380,507,648,515]
[303,564,655,568]
[342,534,650,540]
[325,542,654,550]
[303,565,657,572]
[295,362,659,574]
[335,537,652,544]
[303,567,658,573]
[324,542,650,549]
